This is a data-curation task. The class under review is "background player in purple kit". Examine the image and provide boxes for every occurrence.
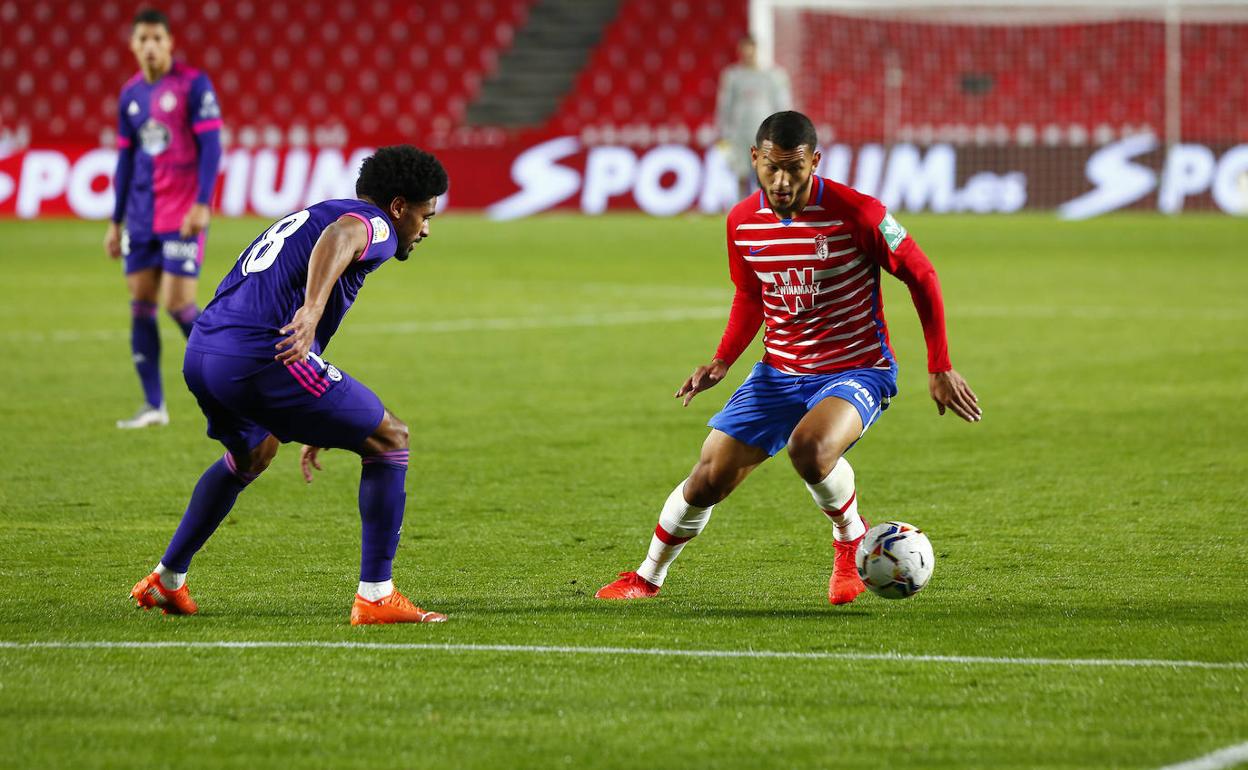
[105,8,223,429]
[130,145,450,625]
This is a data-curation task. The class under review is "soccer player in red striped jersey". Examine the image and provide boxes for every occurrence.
[596,111,980,605]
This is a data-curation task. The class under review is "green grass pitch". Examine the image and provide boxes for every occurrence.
[0,212,1245,769]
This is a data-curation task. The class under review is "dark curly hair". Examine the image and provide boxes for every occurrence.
[755,111,818,150]
[355,145,449,207]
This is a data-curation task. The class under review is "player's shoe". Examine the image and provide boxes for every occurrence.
[594,571,660,600]
[130,572,198,615]
[350,590,447,625]
[828,523,869,605]
[116,403,169,429]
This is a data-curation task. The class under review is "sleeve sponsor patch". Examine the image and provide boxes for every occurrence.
[198,90,220,120]
[878,212,907,251]
[369,216,390,244]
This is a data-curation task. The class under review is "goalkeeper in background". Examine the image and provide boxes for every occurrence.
[716,36,792,199]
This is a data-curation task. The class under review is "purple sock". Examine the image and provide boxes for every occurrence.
[169,303,201,339]
[130,300,162,408]
[358,450,409,582]
[161,454,260,572]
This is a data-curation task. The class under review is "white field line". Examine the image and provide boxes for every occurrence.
[1,303,1245,345]
[1156,741,1248,770]
[0,640,1245,670]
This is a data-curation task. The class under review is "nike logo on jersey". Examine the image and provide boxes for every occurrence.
[748,246,769,255]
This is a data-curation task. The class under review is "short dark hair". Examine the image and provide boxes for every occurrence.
[755,111,818,151]
[132,8,169,30]
[356,145,449,206]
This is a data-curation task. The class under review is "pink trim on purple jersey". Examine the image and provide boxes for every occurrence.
[192,118,223,133]
[340,212,374,261]
[117,136,132,148]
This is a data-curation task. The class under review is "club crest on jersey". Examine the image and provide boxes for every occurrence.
[814,233,828,260]
[159,91,178,113]
[773,267,821,313]
[369,216,390,244]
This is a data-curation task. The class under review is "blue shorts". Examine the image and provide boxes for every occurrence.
[183,349,386,455]
[708,362,898,456]
[123,229,206,277]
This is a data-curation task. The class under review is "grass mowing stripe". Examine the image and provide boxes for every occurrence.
[2,641,1245,670]
[1155,740,1248,770]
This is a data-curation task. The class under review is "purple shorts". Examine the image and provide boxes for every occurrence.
[182,349,386,454]
[124,229,206,277]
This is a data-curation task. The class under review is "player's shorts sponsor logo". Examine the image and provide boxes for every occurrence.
[829,378,877,411]
[879,212,908,251]
[162,239,200,260]
[139,119,171,156]
[369,216,390,244]
[120,228,131,256]
[325,365,342,382]
[159,91,178,113]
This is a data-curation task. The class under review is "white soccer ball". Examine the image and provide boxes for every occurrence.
[855,521,935,599]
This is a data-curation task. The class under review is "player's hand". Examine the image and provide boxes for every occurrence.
[676,358,730,407]
[929,369,981,422]
[179,203,211,238]
[104,222,122,259]
[275,305,322,365]
[299,445,327,484]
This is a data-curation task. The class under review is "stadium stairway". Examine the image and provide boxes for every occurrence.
[466,0,621,128]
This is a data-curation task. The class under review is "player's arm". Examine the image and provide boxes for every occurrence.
[677,222,765,406]
[862,206,981,422]
[105,99,136,259]
[274,215,370,365]
[181,75,223,238]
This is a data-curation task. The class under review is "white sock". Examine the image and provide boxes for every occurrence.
[357,580,394,602]
[154,562,186,591]
[636,480,714,587]
[805,457,866,542]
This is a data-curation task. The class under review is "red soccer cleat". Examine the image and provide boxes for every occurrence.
[829,526,869,605]
[350,590,447,625]
[131,572,198,615]
[595,571,660,600]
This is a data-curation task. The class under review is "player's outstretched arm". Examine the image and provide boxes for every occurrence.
[275,216,369,364]
[930,369,981,422]
[676,358,730,407]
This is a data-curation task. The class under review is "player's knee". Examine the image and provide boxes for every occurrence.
[374,413,410,453]
[786,432,838,484]
[238,436,279,476]
[685,461,736,507]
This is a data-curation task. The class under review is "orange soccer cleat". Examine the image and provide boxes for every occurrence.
[829,527,869,606]
[594,571,660,600]
[131,572,198,615]
[350,590,447,625]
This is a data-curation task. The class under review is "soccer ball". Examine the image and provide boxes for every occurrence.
[855,521,935,599]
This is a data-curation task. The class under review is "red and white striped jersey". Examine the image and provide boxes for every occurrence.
[715,176,951,376]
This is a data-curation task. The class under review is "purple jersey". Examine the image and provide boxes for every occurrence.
[188,200,399,359]
[114,61,222,239]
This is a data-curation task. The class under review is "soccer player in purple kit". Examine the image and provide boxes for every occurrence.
[130,146,450,625]
[105,8,222,429]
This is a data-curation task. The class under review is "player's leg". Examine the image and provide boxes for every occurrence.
[159,233,204,338]
[118,257,168,428]
[346,409,446,624]
[132,351,277,614]
[596,430,770,599]
[788,370,896,604]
